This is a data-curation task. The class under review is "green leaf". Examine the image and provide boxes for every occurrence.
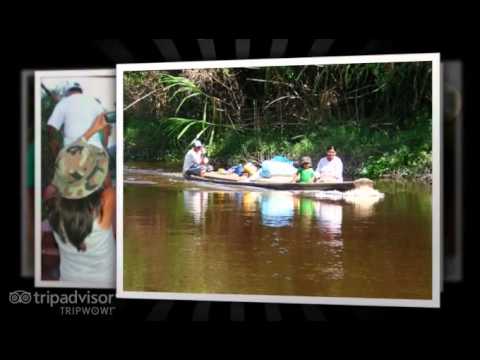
[202,101,208,122]
[176,121,199,140]
[194,126,210,142]
[209,128,215,147]
[175,92,201,114]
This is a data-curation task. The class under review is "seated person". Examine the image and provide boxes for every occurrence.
[183,140,208,177]
[315,145,343,183]
[293,156,317,183]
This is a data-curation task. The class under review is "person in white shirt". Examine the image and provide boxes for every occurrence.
[47,81,106,157]
[44,107,110,201]
[183,140,209,177]
[45,82,112,201]
[315,145,344,182]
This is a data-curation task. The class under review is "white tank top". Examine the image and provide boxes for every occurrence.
[53,219,115,287]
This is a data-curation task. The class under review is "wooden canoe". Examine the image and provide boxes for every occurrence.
[187,174,354,191]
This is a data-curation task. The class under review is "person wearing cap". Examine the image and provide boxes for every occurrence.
[44,111,111,200]
[293,156,317,184]
[315,145,344,182]
[183,140,208,177]
[46,135,115,285]
[47,81,107,161]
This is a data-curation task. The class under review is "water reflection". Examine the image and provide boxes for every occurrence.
[125,172,433,299]
[183,190,209,224]
[314,201,343,236]
[343,187,384,218]
[241,191,261,214]
[345,196,382,218]
[259,192,295,227]
[228,190,348,234]
[297,197,316,217]
[314,201,344,280]
[182,189,382,235]
[297,197,316,228]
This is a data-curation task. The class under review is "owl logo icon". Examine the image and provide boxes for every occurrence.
[9,290,32,304]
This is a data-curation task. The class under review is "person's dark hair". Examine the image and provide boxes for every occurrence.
[326,145,336,152]
[48,188,103,252]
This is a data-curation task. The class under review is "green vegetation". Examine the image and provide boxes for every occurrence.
[124,63,432,181]
[41,87,61,189]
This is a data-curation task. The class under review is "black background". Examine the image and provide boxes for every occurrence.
[4,38,472,321]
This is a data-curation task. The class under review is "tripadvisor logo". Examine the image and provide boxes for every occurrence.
[9,290,116,316]
[9,290,32,304]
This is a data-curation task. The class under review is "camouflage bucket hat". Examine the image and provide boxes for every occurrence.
[52,139,109,199]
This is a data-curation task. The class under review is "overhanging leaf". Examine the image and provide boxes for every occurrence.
[175,92,201,114]
[176,121,199,140]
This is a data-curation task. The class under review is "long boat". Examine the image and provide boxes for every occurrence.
[187,173,355,191]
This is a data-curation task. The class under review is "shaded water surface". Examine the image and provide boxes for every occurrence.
[124,163,432,299]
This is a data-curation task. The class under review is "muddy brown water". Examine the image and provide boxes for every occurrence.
[123,163,432,299]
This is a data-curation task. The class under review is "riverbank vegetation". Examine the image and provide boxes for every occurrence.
[124,63,432,181]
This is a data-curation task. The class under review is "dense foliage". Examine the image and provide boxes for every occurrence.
[124,63,432,180]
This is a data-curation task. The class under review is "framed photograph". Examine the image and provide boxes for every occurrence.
[117,54,441,307]
[442,61,463,283]
[20,70,35,278]
[35,69,116,288]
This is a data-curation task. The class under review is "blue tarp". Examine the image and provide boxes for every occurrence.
[260,156,297,178]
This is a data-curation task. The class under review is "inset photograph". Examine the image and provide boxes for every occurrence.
[35,70,116,288]
[117,55,441,306]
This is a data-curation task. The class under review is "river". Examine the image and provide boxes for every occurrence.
[123,162,432,299]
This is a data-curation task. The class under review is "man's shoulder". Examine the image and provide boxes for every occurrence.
[185,149,195,158]
[54,96,69,108]
[70,94,102,106]
[59,94,81,106]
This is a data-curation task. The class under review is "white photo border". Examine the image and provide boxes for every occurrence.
[34,69,116,289]
[116,54,441,307]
